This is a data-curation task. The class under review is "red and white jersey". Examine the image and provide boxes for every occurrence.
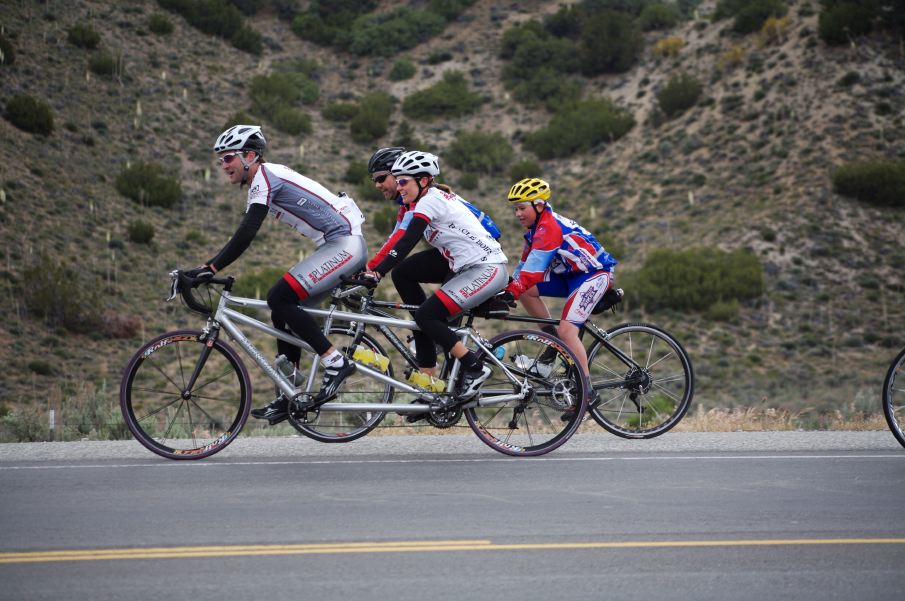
[410,187,507,272]
[247,163,364,247]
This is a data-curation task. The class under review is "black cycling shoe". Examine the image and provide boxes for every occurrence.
[458,363,491,400]
[560,389,598,423]
[313,359,356,404]
[251,396,289,425]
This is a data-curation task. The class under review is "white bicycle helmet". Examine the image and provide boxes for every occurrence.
[213,124,267,155]
[391,150,440,177]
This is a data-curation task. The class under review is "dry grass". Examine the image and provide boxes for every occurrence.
[673,406,887,432]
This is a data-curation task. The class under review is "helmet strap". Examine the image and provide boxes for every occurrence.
[238,153,252,187]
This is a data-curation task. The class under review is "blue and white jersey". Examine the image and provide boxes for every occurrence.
[247,163,365,247]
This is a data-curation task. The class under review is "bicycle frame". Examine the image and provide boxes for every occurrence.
[202,287,529,415]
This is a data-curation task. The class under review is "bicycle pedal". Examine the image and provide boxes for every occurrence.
[267,415,289,426]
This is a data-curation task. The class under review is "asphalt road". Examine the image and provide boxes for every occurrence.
[1,432,903,601]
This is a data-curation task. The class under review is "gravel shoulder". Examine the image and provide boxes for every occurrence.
[0,431,900,462]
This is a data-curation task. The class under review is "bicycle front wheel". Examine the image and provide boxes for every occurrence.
[587,323,693,439]
[287,328,394,443]
[465,329,588,457]
[120,329,251,460]
[882,347,905,449]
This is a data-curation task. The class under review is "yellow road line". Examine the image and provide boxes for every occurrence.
[2,538,904,565]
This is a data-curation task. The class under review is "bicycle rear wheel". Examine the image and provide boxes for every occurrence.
[120,329,251,459]
[287,328,393,443]
[882,347,905,449]
[465,329,588,457]
[587,322,693,439]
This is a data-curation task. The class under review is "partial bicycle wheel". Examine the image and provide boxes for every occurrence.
[586,322,693,439]
[882,347,905,449]
[465,329,588,457]
[120,329,251,460]
[287,327,394,443]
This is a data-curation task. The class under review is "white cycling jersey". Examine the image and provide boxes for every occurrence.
[410,187,507,272]
[247,163,364,247]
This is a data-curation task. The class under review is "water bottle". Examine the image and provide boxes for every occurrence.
[493,346,505,360]
[352,345,390,371]
[406,370,446,392]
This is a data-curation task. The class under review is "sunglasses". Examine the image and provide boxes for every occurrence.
[218,152,243,165]
[372,173,391,184]
[396,177,413,187]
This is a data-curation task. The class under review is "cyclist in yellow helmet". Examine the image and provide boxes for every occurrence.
[499,178,618,411]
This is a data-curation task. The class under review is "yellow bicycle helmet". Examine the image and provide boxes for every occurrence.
[507,178,550,203]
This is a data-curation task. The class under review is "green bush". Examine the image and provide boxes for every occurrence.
[89,50,123,76]
[508,160,543,182]
[272,106,312,135]
[233,266,285,299]
[350,91,394,143]
[250,72,319,115]
[818,2,874,45]
[832,160,905,207]
[291,0,379,47]
[348,7,446,56]
[4,95,54,136]
[127,220,156,244]
[389,59,417,81]
[500,21,582,110]
[115,161,183,208]
[402,71,482,121]
[322,101,359,122]
[28,360,55,376]
[221,110,260,132]
[371,205,398,236]
[68,23,101,49]
[714,0,787,34]
[157,0,262,54]
[524,99,634,159]
[21,255,102,333]
[657,73,702,118]
[638,3,682,31]
[446,130,513,175]
[345,161,369,184]
[0,33,15,66]
[624,247,765,312]
[579,11,643,75]
[148,12,174,35]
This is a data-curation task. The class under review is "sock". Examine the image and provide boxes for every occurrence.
[461,351,482,372]
[322,349,345,368]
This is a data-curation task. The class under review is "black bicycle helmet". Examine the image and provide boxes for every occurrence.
[368,147,405,174]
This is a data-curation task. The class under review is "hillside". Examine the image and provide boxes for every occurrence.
[1,0,903,439]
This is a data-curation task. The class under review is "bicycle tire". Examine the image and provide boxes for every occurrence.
[586,322,693,439]
[287,328,394,443]
[882,346,905,450]
[120,329,251,460]
[465,329,589,457]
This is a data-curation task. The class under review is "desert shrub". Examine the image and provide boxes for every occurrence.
[4,95,54,136]
[1,408,46,443]
[508,159,543,182]
[639,3,682,30]
[832,160,905,207]
[345,161,369,184]
[221,110,259,131]
[837,71,860,87]
[402,71,482,121]
[371,205,398,236]
[290,0,379,47]
[719,45,746,70]
[272,106,312,135]
[88,50,123,76]
[428,0,476,21]
[499,21,582,110]
[579,11,643,75]
[68,23,101,49]
[714,0,787,34]
[350,91,394,142]
[446,130,513,175]
[28,360,55,376]
[624,247,765,312]
[250,72,319,115]
[393,121,420,148]
[21,255,102,333]
[233,266,285,299]
[148,12,174,35]
[758,15,790,44]
[389,59,417,81]
[115,161,183,208]
[524,99,634,160]
[817,1,875,46]
[349,7,446,56]
[654,36,685,58]
[127,220,155,244]
[322,101,359,122]
[157,0,262,54]
[100,311,141,339]
[657,73,702,117]
[0,33,15,66]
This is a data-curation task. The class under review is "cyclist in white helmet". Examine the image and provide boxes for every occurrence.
[185,125,368,424]
[359,151,509,405]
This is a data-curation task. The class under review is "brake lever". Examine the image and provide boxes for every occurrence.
[166,270,180,302]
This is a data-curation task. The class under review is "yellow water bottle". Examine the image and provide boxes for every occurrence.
[407,370,446,392]
[352,345,389,371]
